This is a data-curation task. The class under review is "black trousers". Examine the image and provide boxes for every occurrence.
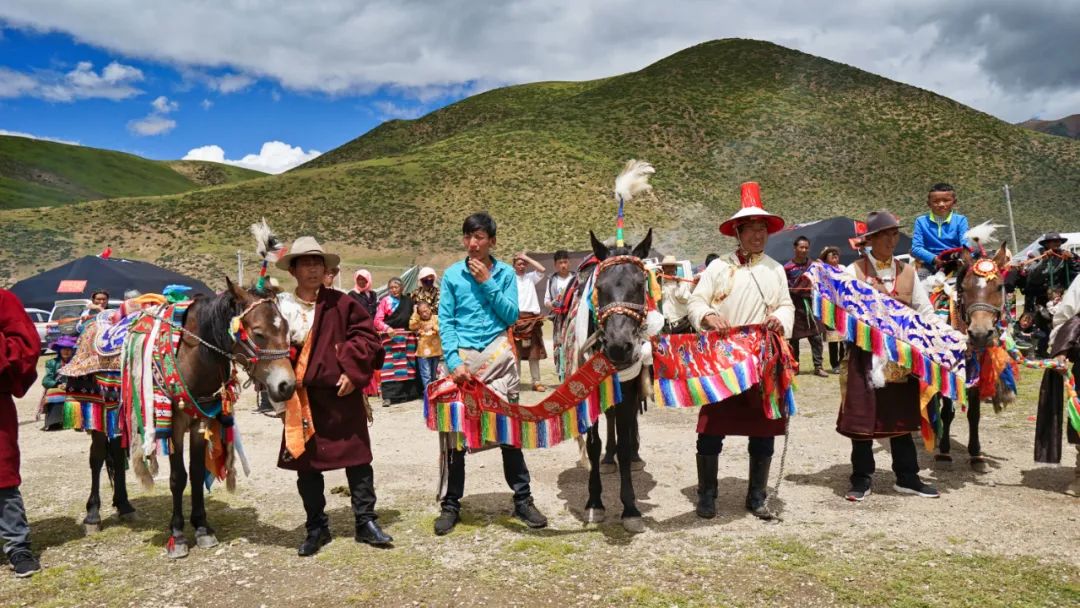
[296,465,378,532]
[849,434,919,490]
[696,434,775,458]
[828,342,845,370]
[789,334,824,369]
[441,446,532,512]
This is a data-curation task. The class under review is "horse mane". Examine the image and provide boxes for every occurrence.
[185,285,274,360]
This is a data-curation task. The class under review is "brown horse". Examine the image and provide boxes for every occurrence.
[935,242,1014,471]
[131,278,296,558]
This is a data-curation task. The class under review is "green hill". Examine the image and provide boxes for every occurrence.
[2,39,1079,287]
[0,136,265,210]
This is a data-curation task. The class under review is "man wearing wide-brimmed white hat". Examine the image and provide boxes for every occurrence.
[659,255,692,334]
[274,236,394,555]
[687,182,794,521]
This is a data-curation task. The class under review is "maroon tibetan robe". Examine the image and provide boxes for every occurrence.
[1,289,41,488]
[278,287,385,472]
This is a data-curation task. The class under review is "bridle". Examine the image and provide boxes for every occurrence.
[157,297,291,373]
[594,255,648,327]
[956,258,1005,327]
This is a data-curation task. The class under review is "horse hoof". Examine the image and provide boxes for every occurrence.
[585,507,606,524]
[118,511,137,523]
[621,517,645,534]
[166,537,189,559]
[934,453,953,463]
[630,459,646,472]
[599,463,617,474]
[195,529,219,549]
[83,523,101,535]
[970,457,989,473]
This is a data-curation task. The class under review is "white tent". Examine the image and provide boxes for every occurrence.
[1012,232,1080,262]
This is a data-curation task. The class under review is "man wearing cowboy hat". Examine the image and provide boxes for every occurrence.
[659,255,693,334]
[687,182,794,521]
[1026,232,1080,312]
[274,236,393,555]
[840,211,939,501]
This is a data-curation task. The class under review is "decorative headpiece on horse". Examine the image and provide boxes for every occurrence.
[250,219,285,292]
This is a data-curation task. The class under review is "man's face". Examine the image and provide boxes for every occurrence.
[555,259,570,275]
[513,258,527,274]
[92,294,108,307]
[794,240,810,260]
[736,220,769,254]
[661,264,677,277]
[928,191,956,217]
[289,255,327,290]
[1045,239,1064,252]
[463,230,493,259]
[869,228,901,257]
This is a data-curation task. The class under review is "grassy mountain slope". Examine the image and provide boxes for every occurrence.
[2,39,1079,287]
[0,136,264,209]
[1019,114,1080,140]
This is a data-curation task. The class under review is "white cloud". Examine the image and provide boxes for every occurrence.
[200,98,213,110]
[1,1,1077,121]
[374,100,426,120]
[151,95,179,113]
[211,72,255,93]
[127,115,176,136]
[183,141,321,174]
[0,60,143,102]
[0,128,80,145]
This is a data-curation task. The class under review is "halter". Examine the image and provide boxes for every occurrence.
[227,298,292,367]
[958,258,1005,325]
[594,255,649,327]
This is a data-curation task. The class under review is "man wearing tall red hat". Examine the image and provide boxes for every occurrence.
[839,211,939,501]
[687,182,794,521]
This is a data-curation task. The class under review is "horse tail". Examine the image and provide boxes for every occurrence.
[129,442,156,489]
[225,440,237,493]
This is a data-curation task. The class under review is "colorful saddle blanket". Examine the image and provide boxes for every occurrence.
[95,310,138,358]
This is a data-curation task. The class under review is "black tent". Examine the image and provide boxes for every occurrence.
[765,216,913,266]
[9,256,213,312]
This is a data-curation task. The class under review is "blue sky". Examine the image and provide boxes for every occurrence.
[2,2,1077,173]
[0,28,472,172]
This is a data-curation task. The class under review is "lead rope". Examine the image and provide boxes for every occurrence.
[765,418,790,522]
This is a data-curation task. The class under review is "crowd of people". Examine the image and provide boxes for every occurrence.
[2,182,1078,576]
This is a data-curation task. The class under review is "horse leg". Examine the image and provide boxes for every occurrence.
[599,414,617,473]
[967,392,987,472]
[584,425,605,523]
[629,404,645,471]
[83,431,106,533]
[936,396,954,463]
[167,438,190,559]
[109,437,136,521]
[615,400,643,533]
[189,425,219,548]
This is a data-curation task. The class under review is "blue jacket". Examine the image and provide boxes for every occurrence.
[910,212,971,266]
[438,256,519,371]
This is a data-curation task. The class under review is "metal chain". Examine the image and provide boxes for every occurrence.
[143,310,235,359]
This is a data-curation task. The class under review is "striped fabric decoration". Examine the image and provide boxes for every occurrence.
[654,359,758,409]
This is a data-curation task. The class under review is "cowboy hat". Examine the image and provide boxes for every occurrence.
[660,255,678,266]
[860,210,903,239]
[275,236,341,271]
[1039,232,1068,247]
[719,182,785,237]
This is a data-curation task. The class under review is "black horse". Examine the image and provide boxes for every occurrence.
[580,229,654,533]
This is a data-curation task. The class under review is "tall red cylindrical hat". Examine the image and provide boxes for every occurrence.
[740,181,763,210]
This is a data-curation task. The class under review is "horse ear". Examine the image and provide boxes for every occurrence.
[993,242,1010,267]
[224,276,249,303]
[631,228,653,259]
[960,247,974,266]
[590,231,609,261]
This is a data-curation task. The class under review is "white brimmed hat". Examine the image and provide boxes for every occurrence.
[275,236,341,271]
[719,182,785,237]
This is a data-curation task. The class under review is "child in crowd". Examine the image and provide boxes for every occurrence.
[409,302,443,392]
[1013,312,1046,359]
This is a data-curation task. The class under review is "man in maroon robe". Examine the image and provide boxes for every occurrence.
[0,289,42,577]
[274,237,391,555]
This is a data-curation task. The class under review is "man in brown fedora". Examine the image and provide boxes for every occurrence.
[275,236,393,555]
[840,211,939,501]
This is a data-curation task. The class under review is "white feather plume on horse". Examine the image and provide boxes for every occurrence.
[250,218,284,262]
[614,159,655,204]
[965,221,1003,245]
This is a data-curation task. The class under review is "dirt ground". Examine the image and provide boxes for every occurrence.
[1,349,1077,607]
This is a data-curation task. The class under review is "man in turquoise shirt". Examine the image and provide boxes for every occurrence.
[434,212,548,536]
[910,183,972,279]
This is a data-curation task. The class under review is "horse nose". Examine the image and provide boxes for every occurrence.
[607,341,633,363]
[277,379,296,399]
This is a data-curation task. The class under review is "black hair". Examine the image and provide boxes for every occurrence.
[704,253,720,267]
[793,235,810,247]
[90,289,110,300]
[929,183,956,196]
[819,246,841,261]
[553,249,569,261]
[462,212,497,238]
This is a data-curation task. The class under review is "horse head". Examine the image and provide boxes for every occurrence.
[589,229,653,368]
[957,243,1010,351]
[222,277,297,402]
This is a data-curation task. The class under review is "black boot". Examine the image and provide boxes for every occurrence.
[297,527,331,556]
[296,472,330,555]
[746,455,775,520]
[355,520,393,546]
[695,454,718,519]
[346,465,392,545]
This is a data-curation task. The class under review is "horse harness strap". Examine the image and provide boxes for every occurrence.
[147,297,289,371]
[595,255,648,327]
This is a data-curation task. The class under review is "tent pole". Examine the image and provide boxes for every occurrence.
[237,250,243,285]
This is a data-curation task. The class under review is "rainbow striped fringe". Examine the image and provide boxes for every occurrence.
[424,375,622,450]
[654,359,759,409]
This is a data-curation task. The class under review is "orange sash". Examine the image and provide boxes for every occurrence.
[284,328,316,458]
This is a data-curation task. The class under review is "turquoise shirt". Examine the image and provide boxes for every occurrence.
[438,256,519,371]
